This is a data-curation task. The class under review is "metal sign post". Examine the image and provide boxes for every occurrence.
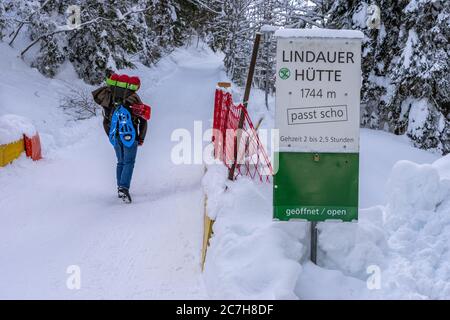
[273,28,363,264]
[310,221,318,264]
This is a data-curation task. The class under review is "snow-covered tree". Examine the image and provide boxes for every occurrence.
[1,0,203,84]
[201,0,255,86]
[24,0,65,78]
[0,3,6,40]
[66,0,139,84]
[1,0,447,154]
[252,0,321,95]
[201,0,320,87]
[322,0,449,154]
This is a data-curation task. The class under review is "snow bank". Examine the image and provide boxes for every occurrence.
[317,157,450,299]
[433,154,450,180]
[318,207,387,279]
[295,262,374,299]
[275,28,364,39]
[201,164,228,220]
[386,160,447,229]
[381,160,450,298]
[0,43,97,157]
[203,177,306,299]
[0,114,37,145]
[203,145,449,299]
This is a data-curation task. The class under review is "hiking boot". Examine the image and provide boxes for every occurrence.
[118,187,132,204]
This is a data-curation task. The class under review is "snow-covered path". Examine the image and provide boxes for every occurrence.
[0,46,223,299]
[2,41,446,300]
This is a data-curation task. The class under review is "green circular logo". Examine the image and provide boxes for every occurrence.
[279,67,290,80]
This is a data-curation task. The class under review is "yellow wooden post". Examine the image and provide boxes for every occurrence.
[201,195,215,271]
[0,139,25,167]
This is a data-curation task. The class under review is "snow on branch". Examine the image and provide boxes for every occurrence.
[186,0,222,15]
[8,0,52,46]
[20,6,152,57]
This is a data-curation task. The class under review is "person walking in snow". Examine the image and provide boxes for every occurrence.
[92,73,150,203]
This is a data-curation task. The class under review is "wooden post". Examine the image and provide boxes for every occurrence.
[228,33,262,181]
[201,194,214,271]
[264,32,270,110]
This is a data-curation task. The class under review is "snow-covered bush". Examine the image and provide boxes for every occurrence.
[60,87,99,121]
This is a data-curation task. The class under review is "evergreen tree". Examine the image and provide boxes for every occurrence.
[1,0,447,154]
[27,0,66,78]
[0,3,6,40]
[322,0,449,154]
[67,0,137,84]
[202,0,256,86]
[1,0,204,84]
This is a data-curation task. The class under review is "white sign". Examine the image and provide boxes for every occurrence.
[275,30,362,153]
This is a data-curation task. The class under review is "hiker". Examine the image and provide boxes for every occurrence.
[92,73,150,203]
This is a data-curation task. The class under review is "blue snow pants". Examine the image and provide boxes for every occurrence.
[113,139,138,190]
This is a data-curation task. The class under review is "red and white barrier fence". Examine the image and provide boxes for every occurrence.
[212,87,273,182]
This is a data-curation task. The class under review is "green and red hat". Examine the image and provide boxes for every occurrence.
[106,73,140,91]
[129,76,141,91]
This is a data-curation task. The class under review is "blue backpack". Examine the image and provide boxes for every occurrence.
[109,105,136,148]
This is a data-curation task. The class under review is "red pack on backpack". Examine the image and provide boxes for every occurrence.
[131,104,151,121]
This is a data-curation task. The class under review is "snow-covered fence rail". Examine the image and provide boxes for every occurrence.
[0,115,42,167]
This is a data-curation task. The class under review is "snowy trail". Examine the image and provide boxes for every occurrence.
[2,40,445,300]
[0,47,223,299]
